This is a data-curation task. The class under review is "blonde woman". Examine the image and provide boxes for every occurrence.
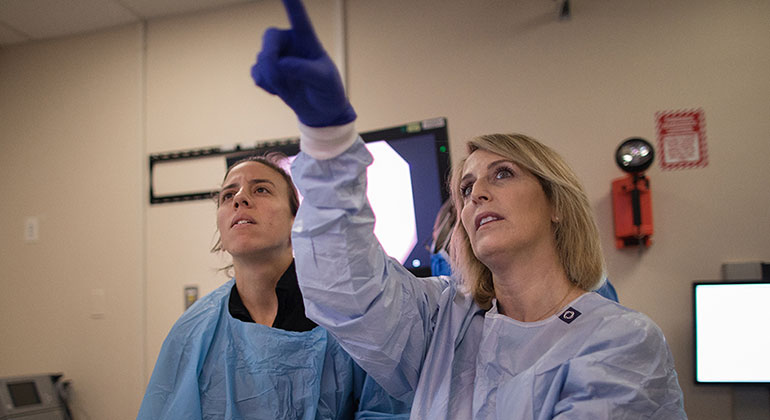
[429,195,619,304]
[253,1,687,418]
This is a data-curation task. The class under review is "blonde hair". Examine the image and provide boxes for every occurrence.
[449,133,604,309]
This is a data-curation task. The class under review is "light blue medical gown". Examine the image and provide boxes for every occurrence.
[290,139,687,419]
[137,279,410,420]
[432,249,620,303]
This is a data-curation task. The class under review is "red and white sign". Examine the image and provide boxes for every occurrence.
[656,109,708,170]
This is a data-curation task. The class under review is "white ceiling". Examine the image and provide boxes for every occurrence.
[0,0,256,46]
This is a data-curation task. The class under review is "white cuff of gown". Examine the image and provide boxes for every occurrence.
[297,121,358,160]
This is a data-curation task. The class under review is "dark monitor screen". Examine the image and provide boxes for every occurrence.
[693,281,770,384]
[8,381,41,407]
[150,118,451,277]
[358,120,451,276]
[225,118,451,276]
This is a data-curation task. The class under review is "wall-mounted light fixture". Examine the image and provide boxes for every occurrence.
[611,137,654,249]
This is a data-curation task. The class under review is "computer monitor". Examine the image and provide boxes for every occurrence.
[693,281,770,384]
[225,119,451,276]
[357,119,451,275]
[150,117,451,276]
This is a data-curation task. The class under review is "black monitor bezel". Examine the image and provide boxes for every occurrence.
[358,120,451,276]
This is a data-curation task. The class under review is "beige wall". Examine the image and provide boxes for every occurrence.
[142,0,342,380]
[0,24,145,420]
[1,0,769,418]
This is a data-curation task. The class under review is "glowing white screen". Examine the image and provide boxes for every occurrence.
[365,141,417,263]
[695,283,770,382]
[284,141,418,264]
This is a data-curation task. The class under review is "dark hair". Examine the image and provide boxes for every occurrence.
[215,153,299,215]
[211,152,299,255]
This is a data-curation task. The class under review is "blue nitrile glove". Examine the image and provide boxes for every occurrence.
[251,0,356,127]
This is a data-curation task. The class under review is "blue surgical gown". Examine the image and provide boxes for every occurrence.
[290,138,687,419]
[432,249,619,303]
[137,278,410,420]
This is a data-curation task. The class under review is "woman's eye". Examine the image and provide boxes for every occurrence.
[254,186,269,194]
[220,192,234,203]
[495,167,513,180]
[460,183,473,198]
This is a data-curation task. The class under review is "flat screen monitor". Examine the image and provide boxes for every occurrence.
[150,118,451,276]
[221,117,451,276]
[693,281,770,384]
[357,119,451,275]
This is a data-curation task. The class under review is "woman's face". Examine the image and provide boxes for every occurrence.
[216,161,294,260]
[458,149,556,266]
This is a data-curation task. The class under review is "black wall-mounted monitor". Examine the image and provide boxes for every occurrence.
[150,117,451,276]
[356,118,451,276]
[693,281,770,385]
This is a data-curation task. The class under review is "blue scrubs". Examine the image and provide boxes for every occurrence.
[432,250,620,303]
[291,139,687,419]
[595,278,619,302]
[137,278,409,420]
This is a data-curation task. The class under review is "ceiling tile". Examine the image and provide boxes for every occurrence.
[0,20,30,45]
[116,0,254,19]
[0,0,138,41]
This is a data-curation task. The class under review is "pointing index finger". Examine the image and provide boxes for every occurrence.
[282,0,316,40]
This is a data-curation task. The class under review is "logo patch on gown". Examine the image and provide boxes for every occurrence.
[558,307,581,324]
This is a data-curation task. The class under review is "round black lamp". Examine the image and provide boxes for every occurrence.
[615,137,655,173]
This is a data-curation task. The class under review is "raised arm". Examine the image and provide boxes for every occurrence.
[290,139,450,400]
[251,0,449,400]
